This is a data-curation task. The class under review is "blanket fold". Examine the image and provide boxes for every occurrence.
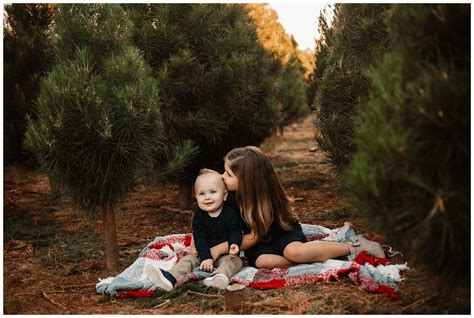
[96,222,407,299]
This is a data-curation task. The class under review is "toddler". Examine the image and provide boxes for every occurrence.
[145,169,242,290]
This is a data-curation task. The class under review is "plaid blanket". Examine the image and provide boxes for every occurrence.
[96,222,407,299]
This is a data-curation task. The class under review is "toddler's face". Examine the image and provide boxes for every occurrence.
[195,173,228,214]
[222,160,238,191]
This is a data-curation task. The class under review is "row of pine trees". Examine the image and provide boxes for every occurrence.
[4,3,310,272]
[5,4,469,287]
[309,4,470,288]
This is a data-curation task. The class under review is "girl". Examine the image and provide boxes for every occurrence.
[211,145,384,269]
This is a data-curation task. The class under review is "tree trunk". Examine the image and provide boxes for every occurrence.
[48,175,61,200]
[179,180,193,210]
[225,283,246,312]
[101,205,119,273]
[278,124,284,136]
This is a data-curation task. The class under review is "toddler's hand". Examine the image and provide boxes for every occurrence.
[229,244,240,258]
[200,259,214,272]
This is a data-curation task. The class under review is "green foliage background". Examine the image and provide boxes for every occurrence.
[125,4,279,180]
[4,4,55,165]
[312,4,390,170]
[279,56,309,127]
[345,4,470,285]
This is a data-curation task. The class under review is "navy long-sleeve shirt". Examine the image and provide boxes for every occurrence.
[192,203,243,261]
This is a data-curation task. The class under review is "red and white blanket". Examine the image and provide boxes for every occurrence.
[96,223,407,299]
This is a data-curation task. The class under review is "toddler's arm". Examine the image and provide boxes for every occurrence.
[192,210,213,261]
[209,231,259,259]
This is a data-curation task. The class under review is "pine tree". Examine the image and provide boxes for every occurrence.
[4,4,56,165]
[245,4,315,80]
[278,55,309,133]
[313,4,390,170]
[245,3,295,65]
[345,4,470,286]
[24,4,169,272]
[307,5,334,110]
[125,4,279,209]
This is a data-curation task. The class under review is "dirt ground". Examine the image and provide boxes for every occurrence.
[3,116,470,314]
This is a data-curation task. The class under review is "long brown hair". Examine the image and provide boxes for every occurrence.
[224,146,298,239]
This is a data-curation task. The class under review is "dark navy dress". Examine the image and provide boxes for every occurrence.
[227,192,306,267]
[243,220,307,267]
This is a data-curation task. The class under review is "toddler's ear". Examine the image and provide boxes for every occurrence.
[223,189,228,201]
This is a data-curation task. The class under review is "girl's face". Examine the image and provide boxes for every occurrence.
[222,160,238,191]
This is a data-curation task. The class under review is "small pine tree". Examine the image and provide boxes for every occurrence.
[4,4,56,165]
[25,4,168,272]
[307,5,334,110]
[313,4,390,170]
[278,55,310,133]
[246,3,313,133]
[126,4,279,209]
[345,4,470,287]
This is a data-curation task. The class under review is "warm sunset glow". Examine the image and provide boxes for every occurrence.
[269,3,334,51]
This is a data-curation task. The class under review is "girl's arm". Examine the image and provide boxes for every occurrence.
[209,242,228,261]
[209,231,259,260]
[240,231,259,250]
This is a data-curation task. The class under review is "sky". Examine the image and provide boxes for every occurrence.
[269,3,333,51]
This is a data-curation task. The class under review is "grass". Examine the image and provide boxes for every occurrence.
[3,299,23,314]
[304,207,353,222]
[128,281,215,309]
[4,210,57,247]
[284,172,328,190]
[121,243,145,265]
[326,207,352,220]
[4,206,105,269]
[274,160,300,170]
[61,224,104,262]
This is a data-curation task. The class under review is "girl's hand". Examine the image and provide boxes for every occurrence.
[229,244,240,258]
[200,259,214,272]
[210,242,228,260]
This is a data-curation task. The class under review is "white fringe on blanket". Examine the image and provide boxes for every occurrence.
[96,222,408,299]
